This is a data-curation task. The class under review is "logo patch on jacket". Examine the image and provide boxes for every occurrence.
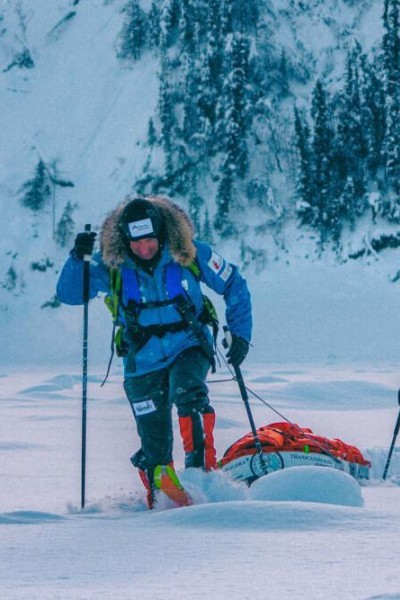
[220,264,232,281]
[207,251,224,274]
[132,399,156,416]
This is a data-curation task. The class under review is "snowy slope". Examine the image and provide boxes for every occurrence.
[0,0,160,364]
[0,1,398,373]
[0,0,389,360]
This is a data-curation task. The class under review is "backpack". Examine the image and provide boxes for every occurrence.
[101,259,218,384]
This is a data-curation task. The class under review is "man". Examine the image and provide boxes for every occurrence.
[57,195,252,508]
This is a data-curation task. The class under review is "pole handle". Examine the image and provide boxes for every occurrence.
[83,223,92,262]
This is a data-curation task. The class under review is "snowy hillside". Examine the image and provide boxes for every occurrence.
[0,0,399,369]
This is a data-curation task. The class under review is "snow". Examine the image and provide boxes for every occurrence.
[2,342,400,599]
[248,466,364,506]
[2,1,400,598]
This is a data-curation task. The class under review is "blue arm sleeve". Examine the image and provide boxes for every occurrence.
[56,251,110,305]
[194,241,252,342]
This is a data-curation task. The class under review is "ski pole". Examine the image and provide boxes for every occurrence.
[223,327,267,473]
[81,223,92,509]
[382,388,400,480]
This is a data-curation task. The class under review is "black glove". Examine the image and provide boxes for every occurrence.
[73,231,97,259]
[226,334,249,367]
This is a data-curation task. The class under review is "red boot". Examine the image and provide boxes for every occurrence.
[138,467,157,509]
[178,409,217,471]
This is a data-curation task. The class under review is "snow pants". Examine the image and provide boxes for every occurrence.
[124,346,217,472]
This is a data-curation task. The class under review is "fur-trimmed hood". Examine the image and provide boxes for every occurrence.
[100,195,196,268]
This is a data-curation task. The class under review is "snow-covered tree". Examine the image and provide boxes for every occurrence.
[382,0,400,199]
[217,33,250,179]
[232,0,259,33]
[310,79,337,239]
[202,207,214,244]
[159,0,180,48]
[4,2,34,72]
[178,0,197,55]
[334,49,367,207]
[358,50,385,177]
[20,160,52,212]
[148,1,161,49]
[181,52,202,144]
[147,118,157,147]
[54,201,77,248]
[294,107,314,225]
[188,175,204,235]
[158,53,176,179]
[214,159,235,234]
[117,0,147,61]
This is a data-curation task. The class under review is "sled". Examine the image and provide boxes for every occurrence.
[218,421,371,485]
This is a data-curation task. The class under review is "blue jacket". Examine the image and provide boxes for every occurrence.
[57,240,252,377]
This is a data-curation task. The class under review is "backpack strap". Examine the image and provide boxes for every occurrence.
[104,268,122,320]
[165,262,216,371]
[101,268,123,386]
[103,261,217,376]
[121,267,142,305]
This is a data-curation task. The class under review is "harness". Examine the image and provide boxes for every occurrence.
[102,260,218,384]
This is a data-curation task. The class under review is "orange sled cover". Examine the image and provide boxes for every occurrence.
[218,422,371,484]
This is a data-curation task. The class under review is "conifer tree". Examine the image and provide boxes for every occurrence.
[21,159,52,212]
[159,0,181,48]
[2,266,18,292]
[339,177,357,231]
[310,79,336,239]
[148,2,161,49]
[232,0,259,33]
[335,49,367,206]
[382,0,400,200]
[188,174,204,235]
[205,0,223,87]
[214,161,235,234]
[220,0,233,35]
[117,0,147,61]
[158,52,176,179]
[147,118,157,147]
[217,33,250,179]
[55,201,77,247]
[358,51,385,177]
[196,0,224,144]
[178,0,197,55]
[294,107,314,225]
[182,52,202,144]
[202,207,214,244]
[197,50,218,152]
[278,50,290,98]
